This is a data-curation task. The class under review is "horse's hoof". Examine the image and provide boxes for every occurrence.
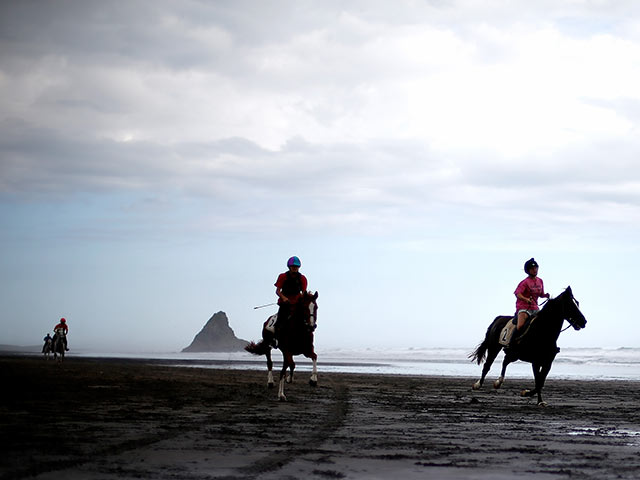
[268,382,275,389]
[472,381,482,390]
[309,380,317,387]
[493,378,504,389]
[279,395,287,402]
[521,389,532,397]
[537,401,548,407]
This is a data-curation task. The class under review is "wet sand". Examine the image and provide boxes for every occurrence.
[1,355,639,480]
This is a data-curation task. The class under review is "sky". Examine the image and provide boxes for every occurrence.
[1,0,639,353]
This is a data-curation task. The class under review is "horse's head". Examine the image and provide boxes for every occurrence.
[300,291,319,329]
[557,286,587,330]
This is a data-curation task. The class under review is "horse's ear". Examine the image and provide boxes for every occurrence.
[566,286,572,295]
[313,291,318,299]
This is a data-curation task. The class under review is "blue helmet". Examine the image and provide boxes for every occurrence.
[287,256,301,267]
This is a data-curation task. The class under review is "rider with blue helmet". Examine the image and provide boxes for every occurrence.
[272,256,308,345]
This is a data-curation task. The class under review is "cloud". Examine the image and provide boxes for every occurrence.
[2,0,640,240]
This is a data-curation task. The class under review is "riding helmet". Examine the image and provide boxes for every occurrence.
[60,318,66,323]
[524,258,538,274]
[287,256,301,268]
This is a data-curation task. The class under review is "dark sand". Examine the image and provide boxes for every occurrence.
[1,355,639,480]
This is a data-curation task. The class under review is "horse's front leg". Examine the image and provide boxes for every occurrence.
[522,361,552,406]
[535,361,553,406]
[309,352,318,387]
[277,376,286,401]
[266,349,274,388]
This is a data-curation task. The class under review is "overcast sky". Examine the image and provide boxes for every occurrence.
[1,1,639,353]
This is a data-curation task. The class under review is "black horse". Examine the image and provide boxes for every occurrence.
[246,291,318,401]
[469,286,587,406]
[42,338,53,360]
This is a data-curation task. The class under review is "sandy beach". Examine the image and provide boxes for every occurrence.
[2,355,639,480]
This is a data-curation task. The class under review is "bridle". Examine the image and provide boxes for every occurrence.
[556,293,582,332]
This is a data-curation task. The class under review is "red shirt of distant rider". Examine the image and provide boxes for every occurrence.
[54,318,69,335]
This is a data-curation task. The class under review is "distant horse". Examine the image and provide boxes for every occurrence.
[52,332,66,362]
[42,338,52,360]
[246,291,319,401]
[469,286,586,406]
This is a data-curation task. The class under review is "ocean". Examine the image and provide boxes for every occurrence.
[77,347,640,381]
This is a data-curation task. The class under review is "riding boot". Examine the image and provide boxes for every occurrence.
[506,327,521,351]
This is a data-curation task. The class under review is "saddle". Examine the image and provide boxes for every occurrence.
[265,314,277,333]
[264,309,314,337]
[499,313,537,347]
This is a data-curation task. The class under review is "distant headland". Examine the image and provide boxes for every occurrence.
[182,311,248,353]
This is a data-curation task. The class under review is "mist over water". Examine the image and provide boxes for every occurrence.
[73,347,640,381]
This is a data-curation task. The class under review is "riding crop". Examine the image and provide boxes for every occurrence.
[253,302,277,309]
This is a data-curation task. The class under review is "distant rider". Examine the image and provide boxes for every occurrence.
[42,333,52,353]
[52,317,69,351]
[272,256,308,345]
[508,258,550,347]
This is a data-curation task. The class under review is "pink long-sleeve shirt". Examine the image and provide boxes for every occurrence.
[514,276,546,311]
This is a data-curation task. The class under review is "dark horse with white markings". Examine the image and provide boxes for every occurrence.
[469,286,586,406]
[245,291,318,401]
[52,332,66,363]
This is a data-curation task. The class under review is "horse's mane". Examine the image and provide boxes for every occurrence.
[526,288,575,332]
[537,288,571,315]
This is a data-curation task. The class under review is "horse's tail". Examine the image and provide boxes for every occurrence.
[469,339,489,365]
[468,319,499,365]
[245,340,270,356]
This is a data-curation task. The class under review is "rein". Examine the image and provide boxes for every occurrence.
[539,294,577,334]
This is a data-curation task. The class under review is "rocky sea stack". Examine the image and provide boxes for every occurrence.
[182,311,248,352]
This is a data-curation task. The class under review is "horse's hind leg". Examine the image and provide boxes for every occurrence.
[266,350,274,388]
[286,361,295,384]
[278,352,294,401]
[473,346,501,390]
[494,353,515,389]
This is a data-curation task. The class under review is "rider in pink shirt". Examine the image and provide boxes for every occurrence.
[514,258,550,332]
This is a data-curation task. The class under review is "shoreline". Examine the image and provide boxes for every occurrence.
[5,348,640,382]
[3,355,640,479]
